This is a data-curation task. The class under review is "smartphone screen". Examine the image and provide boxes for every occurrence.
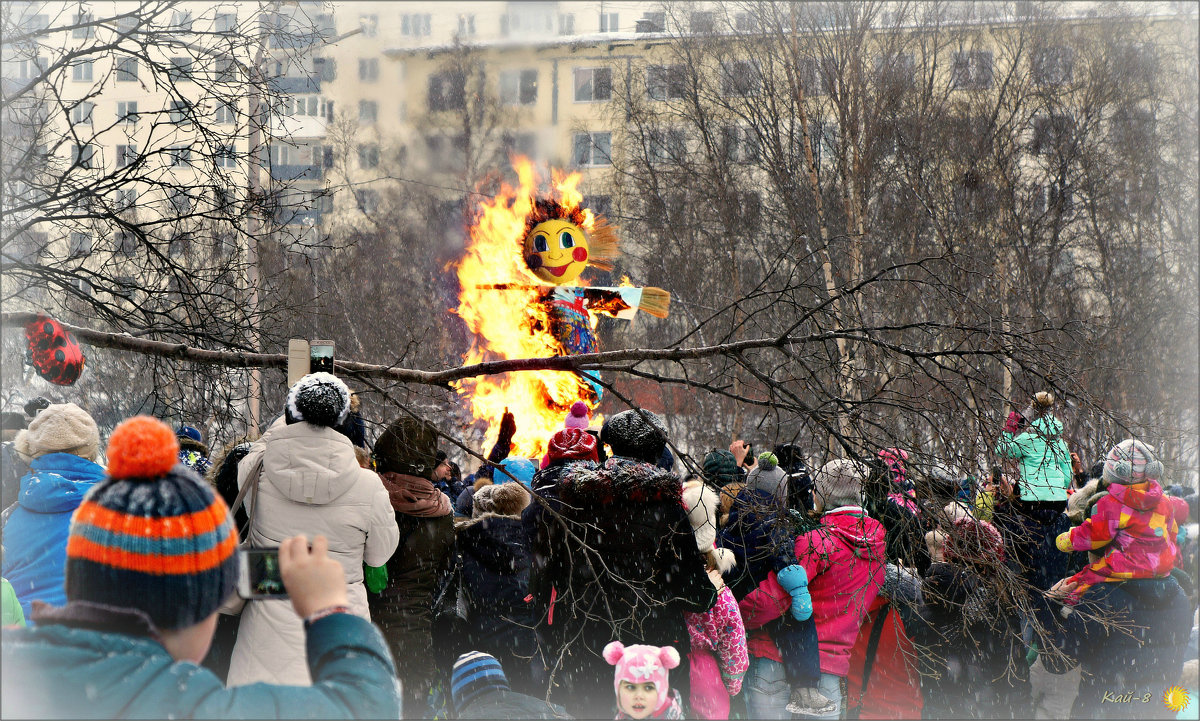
[310,342,334,375]
[239,548,288,599]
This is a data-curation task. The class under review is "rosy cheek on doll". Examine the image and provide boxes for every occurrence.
[573,246,588,262]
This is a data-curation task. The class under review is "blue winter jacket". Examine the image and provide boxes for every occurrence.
[1,453,106,619]
[1034,576,1192,719]
[1,603,401,719]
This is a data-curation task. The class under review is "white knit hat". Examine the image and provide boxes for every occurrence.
[813,458,869,509]
[13,402,99,461]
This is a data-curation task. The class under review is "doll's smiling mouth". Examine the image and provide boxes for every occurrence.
[545,263,573,277]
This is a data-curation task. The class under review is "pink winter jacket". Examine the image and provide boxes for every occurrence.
[685,586,749,695]
[795,507,887,676]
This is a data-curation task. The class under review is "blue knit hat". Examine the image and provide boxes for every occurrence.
[65,416,239,631]
[451,652,509,712]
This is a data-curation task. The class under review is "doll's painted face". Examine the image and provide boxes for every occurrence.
[523,219,590,285]
[618,681,658,719]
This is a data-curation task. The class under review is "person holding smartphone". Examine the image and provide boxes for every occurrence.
[228,373,399,687]
[0,416,401,719]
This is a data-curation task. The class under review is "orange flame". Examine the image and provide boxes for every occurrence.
[454,158,601,458]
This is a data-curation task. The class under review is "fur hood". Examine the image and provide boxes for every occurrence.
[558,457,681,505]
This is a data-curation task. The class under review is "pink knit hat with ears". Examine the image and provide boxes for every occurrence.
[604,641,680,715]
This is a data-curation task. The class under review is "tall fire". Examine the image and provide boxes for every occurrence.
[452,159,602,458]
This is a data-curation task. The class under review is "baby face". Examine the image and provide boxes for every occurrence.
[618,680,658,719]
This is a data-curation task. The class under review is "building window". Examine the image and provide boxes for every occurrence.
[359,15,378,37]
[401,13,431,37]
[314,57,336,82]
[358,144,380,169]
[690,11,714,33]
[952,50,993,90]
[722,126,760,164]
[649,129,687,165]
[168,56,193,83]
[170,191,192,215]
[170,10,193,32]
[428,71,466,111]
[16,57,46,79]
[573,132,612,167]
[168,231,190,257]
[292,96,319,116]
[735,12,759,32]
[559,13,575,35]
[722,60,760,97]
[1032,46,1074,86]
[502,131,538,159]
[358,100,378,123]
[214,102,236,124]
[321,146,335,168]
[797,56,833,96]
[169,100,191,124]
[116,144,137,168]
[322,99,335,121]
[73,14,93,39]
[358,58,378,82]
[214,57,237,82]
[458,14,475,36]
[71,61,93,82]
[115,188,137,210]
[574,67,612,102]
[115,14,138,34]
[117,101,138,123]
[170,146,192,167]
[214,13,236,32]
[72,144,95,168]
[68,232,92,258]
[116,229,138,255]
[637,12,666,33]
[70,101,94,125]
[647,65,686,100]
[599,12,619,32]
[116,58,137,81]
[217,145,237,168]
[1031,114,1075,154]
[354,188,379,215]
[500,69,538,106]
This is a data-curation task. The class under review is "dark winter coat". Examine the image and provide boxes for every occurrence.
[368,474,456,719]
[717,487,804,599]
[456,513,537,692]
[1033,576,1192,720]
[457,688,572,719]
[913,562,1031,719]
[993,497,1070,591]
[529,457,717,719]
[1,601,400,719]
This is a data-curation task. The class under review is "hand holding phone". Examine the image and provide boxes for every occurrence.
[279,535,348,619]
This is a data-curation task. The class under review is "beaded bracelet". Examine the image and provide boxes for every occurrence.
[304,604,350,627]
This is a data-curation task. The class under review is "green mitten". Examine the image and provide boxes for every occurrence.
[364,564,388,594]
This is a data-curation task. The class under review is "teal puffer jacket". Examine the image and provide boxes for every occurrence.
[1,611,400,719]
[995,414,1073,502]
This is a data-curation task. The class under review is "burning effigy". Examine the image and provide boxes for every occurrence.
[453,160,670,457]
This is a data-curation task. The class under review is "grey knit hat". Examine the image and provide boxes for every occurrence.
[813,458,869,509]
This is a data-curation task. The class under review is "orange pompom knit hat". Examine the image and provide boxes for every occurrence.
[64,416,239,630]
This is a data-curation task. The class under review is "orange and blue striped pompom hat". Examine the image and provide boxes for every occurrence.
[65,416,239,630]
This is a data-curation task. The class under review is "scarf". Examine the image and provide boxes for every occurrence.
[379,471,451,517]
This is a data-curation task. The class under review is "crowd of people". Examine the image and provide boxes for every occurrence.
[0,378,1196,720]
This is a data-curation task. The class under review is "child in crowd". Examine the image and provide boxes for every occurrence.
[1054,439,1190,601]
[680,481,748,719]
[605,642,685,719]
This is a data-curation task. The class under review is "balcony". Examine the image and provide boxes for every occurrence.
[270,75,321,95]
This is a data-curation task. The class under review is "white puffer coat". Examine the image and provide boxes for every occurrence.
[227,421,400,687]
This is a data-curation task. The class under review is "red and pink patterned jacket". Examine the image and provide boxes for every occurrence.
[1066,480,1189,594]
[684,585,749,695]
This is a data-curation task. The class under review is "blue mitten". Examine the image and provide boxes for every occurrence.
[777,564,813,621]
